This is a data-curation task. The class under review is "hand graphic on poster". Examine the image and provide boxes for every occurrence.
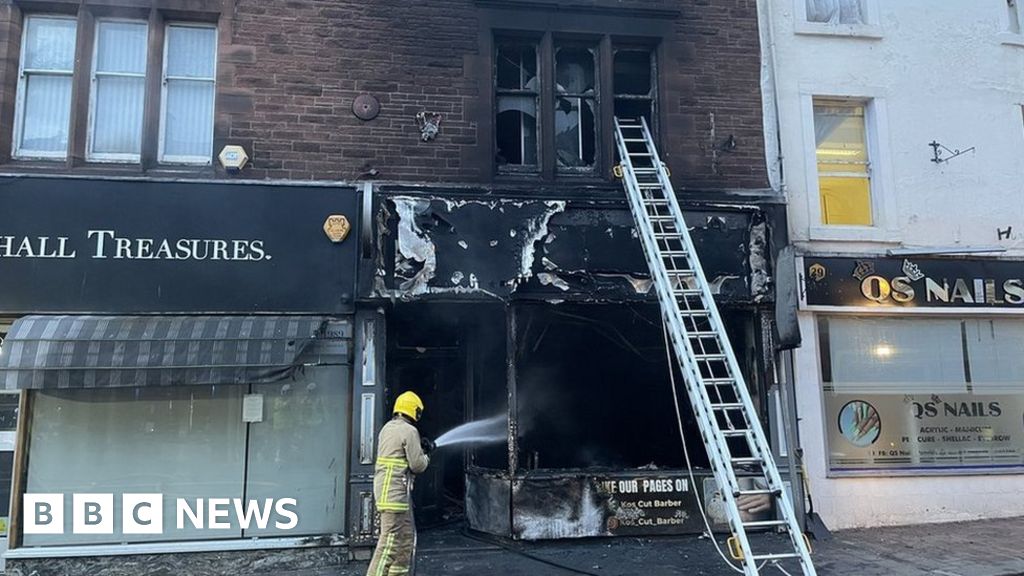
[839,400,881,447]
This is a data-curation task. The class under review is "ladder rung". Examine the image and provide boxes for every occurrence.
[654,233,682,239]
[695,353,728,361]
[643,199,670,204]
[629,152,653,157]
[752,553,803,561]
[638,183,663,188]
[743,520,788,528]
[623,138,646,142]
[678,311,711,318]
[737,488,779,497]
[688,331,720,338]
[673,288,702,296]
[649,215,675,221]
[721,430,751,438]
[661,250,689,257]
[731,457,763,465]
[712,403,745,410]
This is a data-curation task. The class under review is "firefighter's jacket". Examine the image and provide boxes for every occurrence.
[373,417,430,513]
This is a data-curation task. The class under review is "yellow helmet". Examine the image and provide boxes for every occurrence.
[393,391,424,421]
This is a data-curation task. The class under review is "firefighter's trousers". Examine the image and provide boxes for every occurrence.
[366,511,415,576]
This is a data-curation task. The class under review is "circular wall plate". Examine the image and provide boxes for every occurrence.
[352,94,380,121]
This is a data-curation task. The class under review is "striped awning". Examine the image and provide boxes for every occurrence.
[0,315,328,390]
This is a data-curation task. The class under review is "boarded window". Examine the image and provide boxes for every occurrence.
[814,99,872,226]
[495,43,539,168]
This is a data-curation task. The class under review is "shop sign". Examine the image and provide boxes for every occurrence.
[597,476,695,535]
[0,177,359,314]
[826,392,1024,474]
[803,256,1024,308]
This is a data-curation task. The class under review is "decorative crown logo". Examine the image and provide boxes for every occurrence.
[902,259,925,281]
[852,260,875,281]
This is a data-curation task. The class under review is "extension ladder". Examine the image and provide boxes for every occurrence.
[613,117,816,576]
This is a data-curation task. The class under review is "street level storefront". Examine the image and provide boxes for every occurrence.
[0,176,361,574]
[362,189,798,541]
[795,255,1024,529]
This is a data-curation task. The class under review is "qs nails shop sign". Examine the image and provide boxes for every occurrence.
[804,257,1024,474]
[802,256,1024,308]
[0,177,359,314]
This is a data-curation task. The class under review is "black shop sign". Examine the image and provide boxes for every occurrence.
[803,256,1024,308]
[0,177,359,314]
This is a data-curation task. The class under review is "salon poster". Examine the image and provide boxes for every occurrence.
[826,393,1024,474]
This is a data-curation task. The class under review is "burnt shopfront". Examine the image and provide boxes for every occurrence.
[0,176,362,572]
[365,189,794,539]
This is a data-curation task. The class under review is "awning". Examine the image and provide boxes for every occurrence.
[0,315,328,390]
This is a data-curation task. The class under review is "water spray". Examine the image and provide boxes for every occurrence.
[434,414,507,448]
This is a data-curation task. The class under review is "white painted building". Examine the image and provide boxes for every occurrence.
[759,0,1024,529]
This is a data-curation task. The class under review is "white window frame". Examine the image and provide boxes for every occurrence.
[86,18,149,164]
[11,15,78,160]
[158,22,217,166]
[800,87,897,243]
[793,0,883,39]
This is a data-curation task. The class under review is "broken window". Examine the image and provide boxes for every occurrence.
[805,0,865,25]
[554,45,597,171]
[613,49,656,129]
[496,43,539,168]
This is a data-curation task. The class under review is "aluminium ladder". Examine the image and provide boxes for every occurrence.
[613,117,816,576]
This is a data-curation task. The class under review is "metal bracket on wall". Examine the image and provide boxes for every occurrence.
[929,140,975,164]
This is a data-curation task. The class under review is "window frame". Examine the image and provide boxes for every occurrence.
[11,14,79,161]
[793,0,883,39]
[800,88,897,242]
[552,41,600,175]
[812,97,872,227]
[492,32,659,181]
[494,38,542,174]
[86,17,151,164]
[612,46,658,138]
[158,21,218,166]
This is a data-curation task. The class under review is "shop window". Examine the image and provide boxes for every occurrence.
[813,99,872,226]
[805,0,865,25]
[554,44,597,171]
[159,24,217,164]
[12,15,217,166]
[613,49,656,129]
[818,316,1024,475]
[495,42,539,169]
[23,365,349,545]
[88,20,149,162]
[12,16,78,159]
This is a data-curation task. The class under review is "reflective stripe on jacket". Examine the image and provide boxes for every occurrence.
[373,417,430,512]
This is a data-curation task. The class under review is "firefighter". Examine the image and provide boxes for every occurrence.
[366,391,435,576]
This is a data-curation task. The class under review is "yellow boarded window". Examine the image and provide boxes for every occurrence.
[813,100,872,226]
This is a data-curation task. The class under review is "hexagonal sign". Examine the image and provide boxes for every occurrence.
[323,214,351,243]
[219,145,250,172]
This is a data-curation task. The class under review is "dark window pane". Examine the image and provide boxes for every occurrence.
[497,45,537,91]
[615,98,653,126]
[497,97,538,166]
[555,46,595,95]
[555,97,596,168]
[614,50,653,96]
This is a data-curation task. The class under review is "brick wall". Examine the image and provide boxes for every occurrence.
[0,0,770,192]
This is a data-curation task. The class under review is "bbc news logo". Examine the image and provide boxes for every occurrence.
[24,494,299,535]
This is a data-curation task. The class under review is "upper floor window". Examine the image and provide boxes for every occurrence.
[494,36,656,178]
[805,0,865,25]
[813,99,872,226]
[495,43,539,169]
[12,15,216,166]
[160,25,217,164]
[13,16,78,159]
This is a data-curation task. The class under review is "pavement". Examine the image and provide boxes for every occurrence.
[284,516,1024,576]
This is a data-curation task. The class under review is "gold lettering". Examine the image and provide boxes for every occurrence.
[891,276,915,303]
[861,275,891,302]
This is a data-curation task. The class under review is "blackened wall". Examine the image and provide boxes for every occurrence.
[0,0,770,192]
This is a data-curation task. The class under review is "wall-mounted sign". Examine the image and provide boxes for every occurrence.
[826,393,1024,474]
[0,177,359,314]
[803,256,1024,308]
